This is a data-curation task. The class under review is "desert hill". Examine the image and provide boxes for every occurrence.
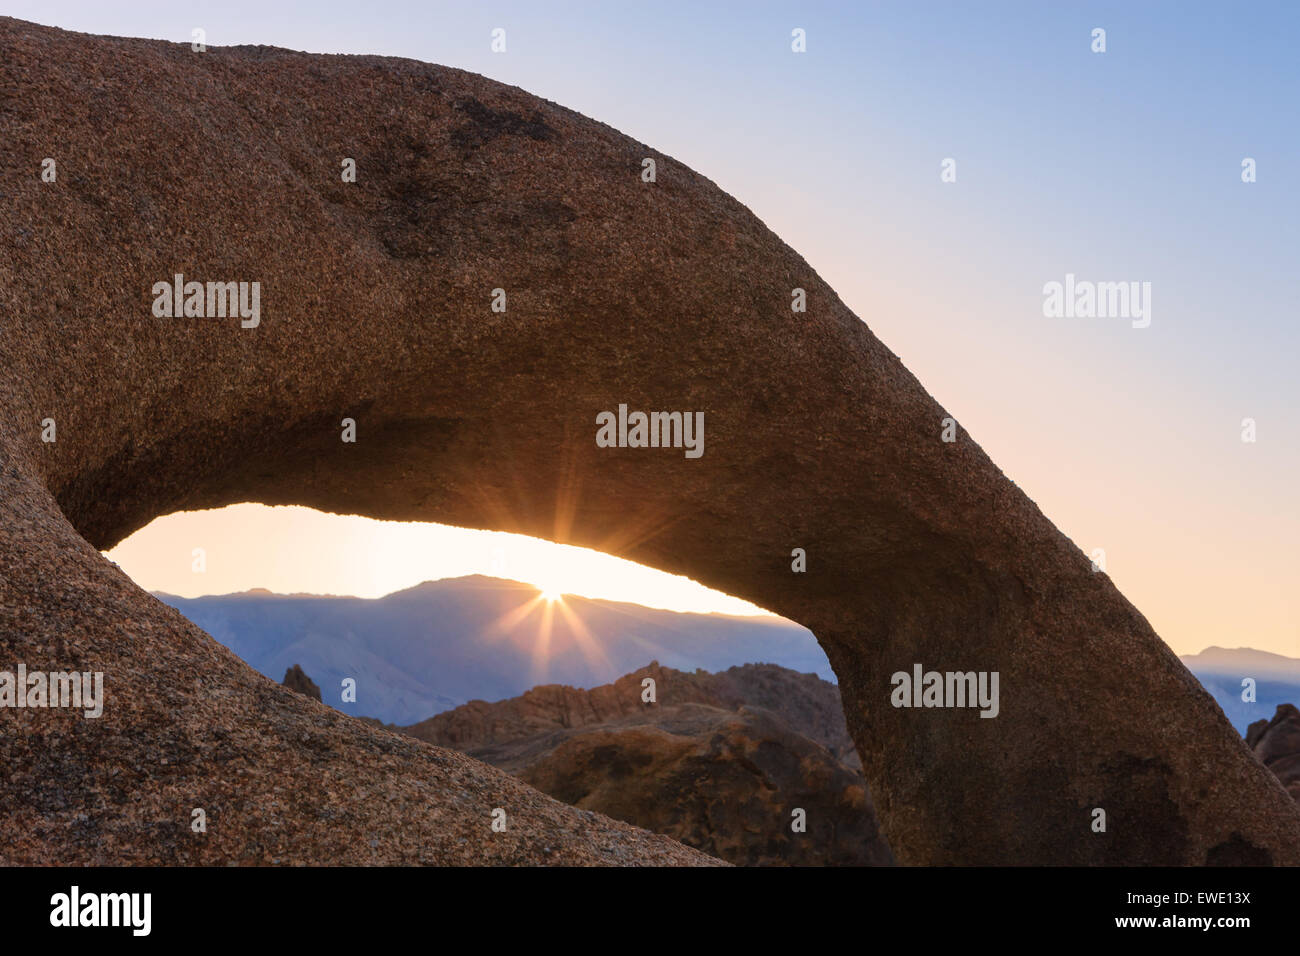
[405,661,891,865]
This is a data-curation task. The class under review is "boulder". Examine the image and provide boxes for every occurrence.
[1248,704,1300,803]
[281,664,322,702]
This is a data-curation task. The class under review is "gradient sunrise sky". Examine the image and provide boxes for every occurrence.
[18,1,1297,656]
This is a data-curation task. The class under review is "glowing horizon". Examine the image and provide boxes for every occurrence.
[105,502,776,617]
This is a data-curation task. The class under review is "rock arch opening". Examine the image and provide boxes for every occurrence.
[104,503,829,719]
[104,504,893,866]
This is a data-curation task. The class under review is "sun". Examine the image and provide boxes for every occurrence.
[538,585,564,603]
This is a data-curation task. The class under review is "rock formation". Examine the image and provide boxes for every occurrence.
[1,17,1298,864]
[281,664,322,701]
[408,661,857,763]
[408,662,892,865]
[1247,705,1300,803]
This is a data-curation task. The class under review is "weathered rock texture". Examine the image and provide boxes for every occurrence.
[1247,705,1300,804]
[1,18,1298,864]
[281,664,322,701]
[408,662,893,865]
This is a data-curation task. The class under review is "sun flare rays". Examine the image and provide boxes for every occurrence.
[485,585,612,684]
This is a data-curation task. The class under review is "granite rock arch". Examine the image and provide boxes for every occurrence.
[2,18,1297,865]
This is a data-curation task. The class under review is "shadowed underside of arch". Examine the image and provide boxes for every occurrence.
[1,17,1297,865]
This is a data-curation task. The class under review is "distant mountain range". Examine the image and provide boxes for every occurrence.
[157,576,831,725]
[159,578,1298,735]
[1179,646,1300,733]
